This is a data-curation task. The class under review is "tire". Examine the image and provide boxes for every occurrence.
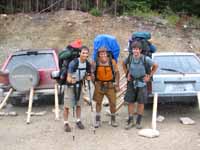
[10,97,23,106]
[9,63,40,92]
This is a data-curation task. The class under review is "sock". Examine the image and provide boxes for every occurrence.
[96,112,101,121]
[96,112,101,116]
[76,118,81,122]
[111,113,115,116]
[136,114,142,125]
[128,114,134,120]
[64,121,69,125]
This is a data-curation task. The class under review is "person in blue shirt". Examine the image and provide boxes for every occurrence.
[122,41,158,130]
[63,46,91,132]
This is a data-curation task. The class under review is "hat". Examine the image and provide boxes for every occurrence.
[98,47,107,52]
[70,39,82,48]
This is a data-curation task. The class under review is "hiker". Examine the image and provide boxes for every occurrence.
[91,47,120,128]
[63,46,91,132]
[122,41,158,130]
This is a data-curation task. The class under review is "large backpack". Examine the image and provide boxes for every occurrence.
[93,34,120,82]
[125,32,157,83]
[93,34,120,62]
[58,45,81,85]
[128,31,156,57]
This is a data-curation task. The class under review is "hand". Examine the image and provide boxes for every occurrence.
[71,78,76,84]
[127,73,132,81]
[143,74,151,82]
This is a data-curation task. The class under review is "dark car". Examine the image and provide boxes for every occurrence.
[0,49,60,105]
[151,52,200,103]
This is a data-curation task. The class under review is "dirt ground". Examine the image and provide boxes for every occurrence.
[0,101,200,150]
[0,10,200,150]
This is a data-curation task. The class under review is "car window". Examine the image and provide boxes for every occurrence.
[154,55,200,74]
[5,53,56,71]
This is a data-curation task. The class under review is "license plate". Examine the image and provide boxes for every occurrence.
[165,83,194,93]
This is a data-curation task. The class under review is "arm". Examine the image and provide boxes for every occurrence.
[150,63,158,78]
[90,61,96,82]
[122,58,132,81]
[144,62,158,82]
[113,60,120,91]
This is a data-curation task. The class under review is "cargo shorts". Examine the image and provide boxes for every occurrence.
[93,81,117,113]
[64,85,83,108]
[124,81,148,104]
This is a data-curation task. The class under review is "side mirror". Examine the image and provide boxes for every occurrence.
[51,70,60,80]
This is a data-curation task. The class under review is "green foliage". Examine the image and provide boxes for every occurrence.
[132,9,159,19]
[166,15,180,26]
[89,8,102,17]
[0,0,199,17]
[188,15,200,28]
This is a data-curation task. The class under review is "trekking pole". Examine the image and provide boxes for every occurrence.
[72,105,76,141]
[87,80,96,134]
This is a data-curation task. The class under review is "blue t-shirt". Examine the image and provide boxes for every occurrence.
[68,58,87,81]
[124,55,154,87]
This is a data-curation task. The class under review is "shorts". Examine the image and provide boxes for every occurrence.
[64,84,83,108]
[93,81,117,113]
[124,81,147,104]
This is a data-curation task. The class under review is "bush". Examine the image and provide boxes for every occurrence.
[89,8,102,16]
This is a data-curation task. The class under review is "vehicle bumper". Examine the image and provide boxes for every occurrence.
[148,92,198,103]
[3,88,56,98]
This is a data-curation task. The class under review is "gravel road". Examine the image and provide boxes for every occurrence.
[0,100,200,150]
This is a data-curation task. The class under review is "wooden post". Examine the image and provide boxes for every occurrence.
[54,83,60,120]
[0,88,13,110]
[26,87,34,124]
[116,100,124,112]
[152,93,158,130]
[197,91,200,111]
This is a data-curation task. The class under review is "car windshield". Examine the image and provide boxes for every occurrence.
[5,53,56,71]
[154,55,200,74]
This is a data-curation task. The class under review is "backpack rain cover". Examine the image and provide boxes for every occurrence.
[93,34,120,62]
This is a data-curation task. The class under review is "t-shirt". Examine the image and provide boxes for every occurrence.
[124,55,154,87]
[68,58,87,81]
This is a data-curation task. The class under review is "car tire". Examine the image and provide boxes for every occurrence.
[9,63,40,92]
[10,97,23,106]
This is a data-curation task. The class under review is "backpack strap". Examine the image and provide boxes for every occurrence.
[126,54,132,75]
[85,60,91,74]
[142,55,151,75]
[109,56,115,82]
[72,58,79,72]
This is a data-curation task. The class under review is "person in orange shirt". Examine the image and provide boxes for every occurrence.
[91,47,120,128]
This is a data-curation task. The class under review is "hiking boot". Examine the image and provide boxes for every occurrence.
[111,115,118,127]
[136,124,142,129]
[64,123,71,132]
[76,121,85,129]
[125,118,135,130]
[94,115,101,128]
